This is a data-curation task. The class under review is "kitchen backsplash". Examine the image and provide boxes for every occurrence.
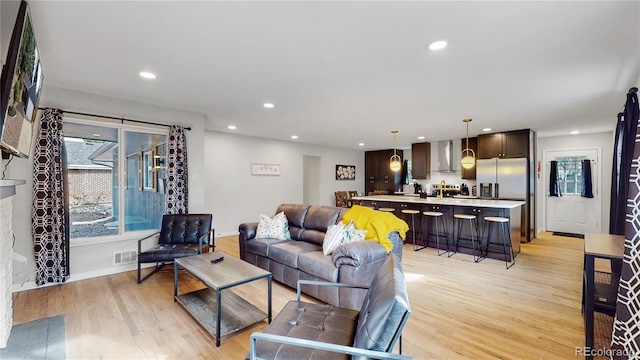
[401,144,476,194]
[403,171,477,194]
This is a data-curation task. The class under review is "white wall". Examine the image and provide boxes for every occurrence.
[535,131,614,235]
[7,86,207,289]
[204,131,364,236]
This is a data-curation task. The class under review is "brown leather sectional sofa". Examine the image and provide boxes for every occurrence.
[238,203,403,310]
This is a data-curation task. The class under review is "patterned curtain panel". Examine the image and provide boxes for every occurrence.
[611,88,640,236]
[32,108,69,285]
[610,112,625,234]
[549,160,560,197]
[612,87,639,359]
[165,125,188,214]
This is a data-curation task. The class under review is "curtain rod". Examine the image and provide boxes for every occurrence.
[38,107,192,131]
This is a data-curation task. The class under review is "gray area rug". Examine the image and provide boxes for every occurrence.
[0,315,66,360]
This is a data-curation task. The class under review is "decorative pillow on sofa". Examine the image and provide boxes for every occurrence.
[323,221,368,256]
[257,212,291,240]
[323,222,346,255]
[343,220,366,243]
[281,213,291,240]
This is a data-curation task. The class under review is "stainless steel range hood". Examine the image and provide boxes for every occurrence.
[435,140,455,172]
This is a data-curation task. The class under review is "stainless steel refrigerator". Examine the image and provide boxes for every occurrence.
[476,158,532,241]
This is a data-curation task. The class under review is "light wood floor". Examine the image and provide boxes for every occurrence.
[12,232,595,359]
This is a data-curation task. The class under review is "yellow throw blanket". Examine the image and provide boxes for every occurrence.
[341,205,409,252]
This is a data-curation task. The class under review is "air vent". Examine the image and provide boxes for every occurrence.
[114,250,138,265]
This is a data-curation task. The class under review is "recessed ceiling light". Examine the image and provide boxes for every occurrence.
[358,143,365,146]
[570,130,579,135]
[482,128,492,132]
[227,125,236,130]
[92,133,101,137]
[263,103,275,108]
[417,136,425,140]
[291,135,298,139]
[139,71,156,79]
[428,40,447,51]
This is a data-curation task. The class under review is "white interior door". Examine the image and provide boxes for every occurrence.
[303,155,320,205]
[544,148,600,235]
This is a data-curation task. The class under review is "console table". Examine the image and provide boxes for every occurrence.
[583,233,624,359]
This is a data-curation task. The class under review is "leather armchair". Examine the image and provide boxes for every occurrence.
[248,254,411,360]
[137,213,214,283]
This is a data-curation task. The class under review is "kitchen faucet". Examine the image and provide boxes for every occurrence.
[437,180,446,200]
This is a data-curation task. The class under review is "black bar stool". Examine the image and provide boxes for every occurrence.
[483,216,515,269]
[401,209,421,251]
[422,211,448,255]
[451,213,484,262]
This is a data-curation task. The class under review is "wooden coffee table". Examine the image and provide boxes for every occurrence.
[174,251,272,347]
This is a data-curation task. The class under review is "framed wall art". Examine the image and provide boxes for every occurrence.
[251,163,281,176]
[336,165,356,180]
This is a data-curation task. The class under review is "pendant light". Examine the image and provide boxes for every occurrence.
[461,118,476,169]
[390,130,402,172]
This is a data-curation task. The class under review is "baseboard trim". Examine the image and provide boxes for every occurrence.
[12,263,156,293]
[551,231,584,239]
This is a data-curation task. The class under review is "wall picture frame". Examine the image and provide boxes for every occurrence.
[336,165,356,180]
[251,163,281,176]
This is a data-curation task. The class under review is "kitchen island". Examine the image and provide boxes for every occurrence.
[352,195,525,261]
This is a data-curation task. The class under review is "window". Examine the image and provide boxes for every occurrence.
[64,120,167,239]
[405,160,412,184]
[142,150,155,191]
[555,156,586,195]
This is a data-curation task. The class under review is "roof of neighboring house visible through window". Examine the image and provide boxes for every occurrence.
[64,139,113,169]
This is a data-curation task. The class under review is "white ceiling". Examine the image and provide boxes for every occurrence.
[14,1,640,150]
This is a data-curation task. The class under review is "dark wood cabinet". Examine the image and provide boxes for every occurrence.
[478,133,503,159]
[365,151,379,195]
[411,142,431,180]
[503,130,529,158]
[359,200,390,210]
[377,149,397,189]
[460,136,477,179]
[478,129,530,159]
[364,149,403,195]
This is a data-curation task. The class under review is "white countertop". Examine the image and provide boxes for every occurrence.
[393,192,420,197]
[353,195,525,209]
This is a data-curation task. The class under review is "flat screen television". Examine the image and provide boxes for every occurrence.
[0,0,44,158]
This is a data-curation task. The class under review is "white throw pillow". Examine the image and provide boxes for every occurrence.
[281,212,291,240]
[343,220,366,243]
[257,211,289,240]
[323,222,346,255]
